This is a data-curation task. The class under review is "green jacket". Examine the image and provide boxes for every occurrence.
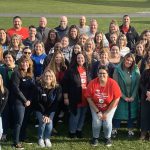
[113,63,140,120]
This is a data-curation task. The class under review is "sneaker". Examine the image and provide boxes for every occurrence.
[128,130,134,138]
[105,138,112,147]
[38,139,45,148]
[112,129,118,138]
[14,143,24,149]
[76,130,83,138]
[91,138,99,146]
[45,139,52,147]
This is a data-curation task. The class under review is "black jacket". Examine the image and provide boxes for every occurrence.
[11,70,35,106]
[119,25,139,52]
[62,66,90,114]
[0,87,9,114]
[34,83,62,116]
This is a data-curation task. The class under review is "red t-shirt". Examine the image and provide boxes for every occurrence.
[7,27,29,40]
[77,66,88,107]
[86,77,121,112]
[122,26,129,34]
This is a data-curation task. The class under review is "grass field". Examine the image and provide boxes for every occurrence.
[0,0,150,14]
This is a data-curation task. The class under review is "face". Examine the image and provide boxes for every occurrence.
[86,41,93,51]
[44,71,53,85]
[21,60,29,71]
[39,17,47,28]
[74,45,81,54]
[55,53,63,64]
[110,24,118,33]
[70,28,78,39]
[12,37,20,47]
[60,16,68,29]
[111,46,120,56]
[23,48,32,57]
[98,69,108,82]
[49,32,56,40]
[96,33,103,43]
[124,56,133,68]
[110,34,117,43]
[136,44,144,56]
[4,54,15,66]
[35,43,43,55]
[61,37,69,48]
[119,38,125,46]
[54,43,62,51]
[145,31,150,41]
[79,35,88,46]
[13,18,22,29]
[100,52,109,61]
[90,21,98,33]
[80,16,86,26]
[77,54,85,66]
[0,30,6,40]
[123,16,130,26]
[29,28,36,36]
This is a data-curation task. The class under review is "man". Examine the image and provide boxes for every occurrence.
[7,16,29,41]
[36,17,50,43]
[78,16,90,34]
[119,15,139,52]
[55,16,69,40]
[23,25,38,50]
[87,19,109,47]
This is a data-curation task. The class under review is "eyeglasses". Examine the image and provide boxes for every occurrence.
[24,52,31,55]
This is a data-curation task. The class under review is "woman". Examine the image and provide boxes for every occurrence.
[91,48,115,79]
[31,41,47,78]
[86,66,121,147]
[112,53,140,138]
[118,34,130,57]
[105,20,120,43]
[44,29,60,55]
[140,57,150,140]
[109,45,122,67]
[78,33,88,51]
[35,69,61,148]
[63,52,90,138]
[0,75,9,139]
[109,33,118,49]
[0,29,9,52]
[11,55,35,149]
[8,34,24,61]
[0,50,17,141]
[94,32,105,53]
[68,25,80,47]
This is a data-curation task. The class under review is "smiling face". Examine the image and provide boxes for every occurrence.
[55,53,63,65]
[35,43,44,55]
[77,53,85,66]
[70,28,78,39]
[4,54,15,67]
[80,16,86,26]
[136,44,144,56]
[13,18,22,29]
[21,60,29,71]
[0,29,6,40]
[61,37,69,48]
[73,44,81,54]
[49,31,57,40]
[111,46,120,57]
[98,69,108,83]
[124,56,134,68]
[39,17,47,28]
[43,71,53,85]
[123,16,130,27]
[95,33,103,43]
[12,36,20,47]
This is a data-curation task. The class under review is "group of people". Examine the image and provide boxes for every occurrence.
[0,14,150,149]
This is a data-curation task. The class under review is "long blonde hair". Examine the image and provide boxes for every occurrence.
[40,69,58,89]
[0,74,4,94]
[46,50,67,75]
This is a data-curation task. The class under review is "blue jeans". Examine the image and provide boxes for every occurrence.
[69,107,87,133]
[36,111,55,139]
[13,104,25,145]
[0,116,3,139]
[90,107,116,139]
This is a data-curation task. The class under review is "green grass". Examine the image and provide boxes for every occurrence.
[0,17,149,34]
[0,0,149,14]
[1,121,150,150]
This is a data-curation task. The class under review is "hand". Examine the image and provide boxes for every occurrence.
[101,112,107,121]
[97,111,103,120]
[25,100,31,107]
[146,91,150,98]
[64,98,69,105]
[125,97,130,102]
[128,97,134,102]
[43,116,50,123]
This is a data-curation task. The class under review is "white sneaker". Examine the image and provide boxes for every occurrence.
[45,138,52,147]
[38,139,45,148]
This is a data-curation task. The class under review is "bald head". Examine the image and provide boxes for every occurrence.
[80,16,86,27]
[39,17,47,28]
[60,16,68,29]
